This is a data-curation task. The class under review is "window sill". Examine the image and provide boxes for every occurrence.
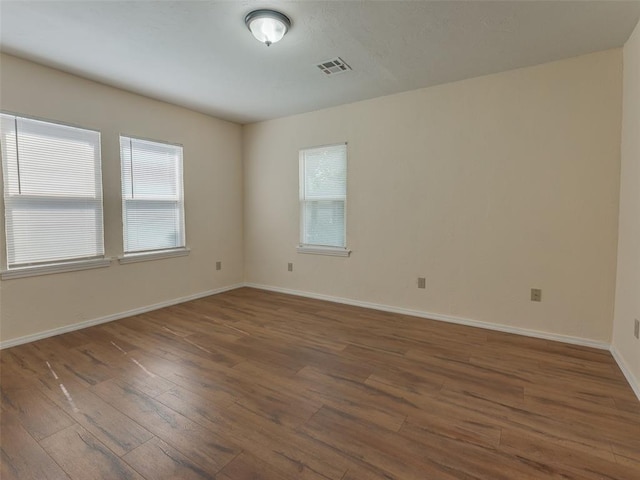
[1,257,112,280]
[296,245,351,257]
[118,248,190,264]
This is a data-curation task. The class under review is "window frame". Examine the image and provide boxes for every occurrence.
[118,134,188,264]
[297,142,350,257]
[0,112,110,280]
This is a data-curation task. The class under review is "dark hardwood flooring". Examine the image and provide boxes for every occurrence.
[1,287,639,479]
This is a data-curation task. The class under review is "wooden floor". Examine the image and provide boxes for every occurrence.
[1,288,639,480]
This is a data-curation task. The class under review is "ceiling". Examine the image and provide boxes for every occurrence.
[1,1,640,124]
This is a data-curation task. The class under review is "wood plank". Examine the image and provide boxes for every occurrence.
[341,462,401,480]
[0,287,638,480]
[498,427,640,480]
[40,424,144,480]
[436,386,620,455]
[301,406,462,480]
[398,421,530,479]
[220,402,350,480]
[74,342,176,397]
[0,411,70,480]
[156,387,349,480]
[26,340,116,387]
[37,374,154,456]
[1,385,76,440]
[91,378,240,474]
[295,366,407,431]
[217,452,296,480]
[122,437,216,480]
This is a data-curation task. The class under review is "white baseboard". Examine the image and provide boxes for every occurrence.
[610,346,640,402]
[0,283,244,350]
[4,280,637,402]
[243,283,640,399]
[244,282,610,350]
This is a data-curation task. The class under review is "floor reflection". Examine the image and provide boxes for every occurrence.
[110,341,156,377]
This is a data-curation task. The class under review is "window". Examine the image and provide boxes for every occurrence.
[120,136,185,257]
[0,114,106,274]
[298,143,349,256]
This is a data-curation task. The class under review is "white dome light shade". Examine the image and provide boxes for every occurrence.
[245,10,291,46]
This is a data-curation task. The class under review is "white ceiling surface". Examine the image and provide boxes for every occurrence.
[1,1,640,124]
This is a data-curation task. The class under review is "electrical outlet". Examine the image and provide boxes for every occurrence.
[531,288,542,302]
[417,277,426,289]
[634,319,639,340]
[215,261,222,271]
[288,262,293,272]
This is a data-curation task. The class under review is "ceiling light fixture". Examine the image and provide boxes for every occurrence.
[245,9,291,47]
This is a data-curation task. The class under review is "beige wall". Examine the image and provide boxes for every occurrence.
[613,21,640,387]
[244,50,622,343]
[0,48,627,351]
[0,54,244,343]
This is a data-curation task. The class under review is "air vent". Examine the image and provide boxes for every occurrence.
[317,57,352,76]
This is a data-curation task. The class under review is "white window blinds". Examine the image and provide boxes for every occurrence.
[0,114,104,268]
[299,143,347,248]
[120,136,185,254]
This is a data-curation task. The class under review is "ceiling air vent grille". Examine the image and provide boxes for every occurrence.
[317,57,352,76]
